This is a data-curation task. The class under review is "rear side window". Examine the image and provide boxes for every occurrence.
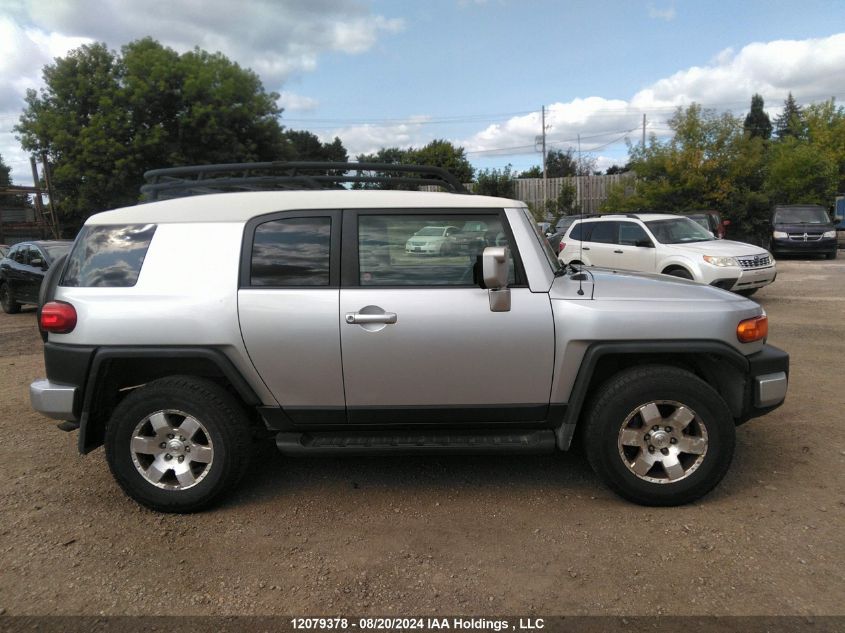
[590,222,616,244]
[250,217,331,286]
[62,224,157,287]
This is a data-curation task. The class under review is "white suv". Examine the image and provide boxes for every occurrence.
[558,213,776,296]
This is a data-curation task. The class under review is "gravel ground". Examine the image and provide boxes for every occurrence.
[0,258,843,617]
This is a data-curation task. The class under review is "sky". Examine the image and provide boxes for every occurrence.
[2,0,845,185]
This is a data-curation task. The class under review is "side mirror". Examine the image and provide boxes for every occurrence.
[480,246,510,312]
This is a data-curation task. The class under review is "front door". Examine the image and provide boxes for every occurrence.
[339,210,555,424]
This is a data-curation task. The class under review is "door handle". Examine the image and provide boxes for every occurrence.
[613,250,624,254]
[582,246,591,251]
[345,312,397,325]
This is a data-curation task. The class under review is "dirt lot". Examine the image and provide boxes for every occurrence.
[0,259,843,617]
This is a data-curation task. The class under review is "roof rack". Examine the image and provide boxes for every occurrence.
[140,161,469,201]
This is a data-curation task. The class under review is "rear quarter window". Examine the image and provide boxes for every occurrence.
[61,224,157,287]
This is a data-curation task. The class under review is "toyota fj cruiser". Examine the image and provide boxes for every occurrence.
[30,162,789,512]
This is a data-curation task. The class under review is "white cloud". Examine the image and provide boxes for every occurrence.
[277,92,320,113]
[459,33,845,160]
[0,1,403,182]
[21,0,405,84]
[648,3,676,21]
[324,116,433,157]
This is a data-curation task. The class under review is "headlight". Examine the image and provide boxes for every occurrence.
[773,231,788,239]
[823,230,836,238]
[703,255,738,267]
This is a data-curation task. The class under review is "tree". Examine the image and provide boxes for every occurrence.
[744,94,773,140]
[765,138,838,205]
[474,165,516,198]
[354,140,473,189]
[517,165,543,178]
[605,164,629,175]
[546,148,578,177]
[284,130,348,162]
[410,139,474,183]
[603,103,770,239]
[16,38,289,228]
[774,92,804,140]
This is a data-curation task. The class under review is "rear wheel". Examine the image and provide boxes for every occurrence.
[582,365,735,506]
[105,375,254,513]
[0,282,21,314]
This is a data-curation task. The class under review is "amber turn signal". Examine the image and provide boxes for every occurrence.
[736,315,768,343]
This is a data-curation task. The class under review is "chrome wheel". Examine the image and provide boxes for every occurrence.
[130,409,214,490]
[617,400,708,484]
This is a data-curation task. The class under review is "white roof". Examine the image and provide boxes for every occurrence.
[86,190,526,225]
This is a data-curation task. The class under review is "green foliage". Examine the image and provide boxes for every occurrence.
[546,148,578,177]
[605,96,845,242]
[284,130,348,162]
[474,165,516,198]
[765,138,838,204]
[517,165,543,178]
[15,38,288,228]
[744,94,772,140]
[354,140,473,189]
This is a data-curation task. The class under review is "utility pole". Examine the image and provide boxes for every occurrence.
[541,106,548,213]
[642,113,647,148]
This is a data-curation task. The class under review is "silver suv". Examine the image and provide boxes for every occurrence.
[29,162,789,512]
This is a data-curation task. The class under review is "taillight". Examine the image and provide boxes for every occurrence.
[559,242,566,252]
[737,315,768,343]
[40,301,77,334]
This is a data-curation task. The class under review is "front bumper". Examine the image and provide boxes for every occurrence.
[771,237,837,255]
[741,344,789,421]
[30,379,78,420]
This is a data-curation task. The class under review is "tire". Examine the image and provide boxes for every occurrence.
[664,267,693,280]
[826,250,837,260]
[0,282,21,314]
[582,365,735,506]
[105,375,254,513]
[736,288,758,297]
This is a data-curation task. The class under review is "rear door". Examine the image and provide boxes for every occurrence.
[238,210,347,424]
[338,209,555,424]
[581,221,618,267]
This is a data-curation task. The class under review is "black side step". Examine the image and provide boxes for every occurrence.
[275,430,556,455]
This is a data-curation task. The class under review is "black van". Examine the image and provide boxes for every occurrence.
[770,204,837,259]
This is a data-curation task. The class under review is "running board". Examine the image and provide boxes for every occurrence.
[275,430,556,455]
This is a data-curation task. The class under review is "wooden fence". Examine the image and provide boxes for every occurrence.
[427,173,636,214]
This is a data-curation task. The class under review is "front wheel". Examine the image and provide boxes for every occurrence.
[0,282,21,314]
[665,268,693,280]
[105,375,254,513]
[582,365,735,506]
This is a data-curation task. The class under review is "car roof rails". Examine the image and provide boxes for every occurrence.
[140,161,470,201]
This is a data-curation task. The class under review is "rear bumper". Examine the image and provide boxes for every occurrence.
[30,379,78,420]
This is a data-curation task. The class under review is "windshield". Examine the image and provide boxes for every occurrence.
[645,217,714,244]
[773,206,829,224]
[415,227,446,236]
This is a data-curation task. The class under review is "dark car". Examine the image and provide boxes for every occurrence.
[770,204,837,259]
[0,240,72,313]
